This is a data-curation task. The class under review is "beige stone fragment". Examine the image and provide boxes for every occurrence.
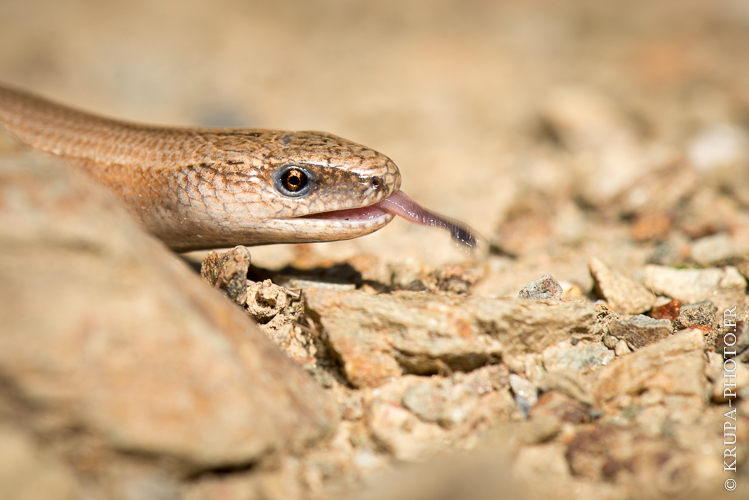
[513,444,574,497]
[0,425,78,500]
[589,257,655,314]
[401,381,479,428]
[537,370,595,406]
[305,288,597,388]
[691,232,743,267]
[541,339,614,372]
[0,155,338,473]
[509,374,538,409]
[351,451,523,500]
[366,401,446,461]
[644,265,747,313]
[614,339,632,356]
[200,245,252,305]
[608,315,673,349]
[593,329,707,403]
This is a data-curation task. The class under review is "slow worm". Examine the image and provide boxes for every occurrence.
[0,84,477,252]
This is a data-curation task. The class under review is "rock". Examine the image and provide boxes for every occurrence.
[688,123,749,172]
[608,315,673,349]
[537,370,595,406]
[615,159,697,225]
[200,246,252,305]
[512,416,562,444]
[349,451,524,500]
[491,193,555,257]
[644,265,747,313]
[401,384,445,424]
[673,300,717,331]
[390,260,432,291]
[602,334,619,349]
[512,444,573,497]
[647,239,688,266]
[614,339,632,356]
[245,279,303,328]
[593,329,707,403]
[304,289,597,387]
[541,340,614,372]
[738,260,749,281]
[675,189,736,239]
[581,143,688,217]
[564,425,720,498]
[361,372,514,465]
[518,273,563,300]
[589,258,655,314]
[649,299,681,321]
[282,277,356,292]
[261,323,318,369]
[529,391,595,425]
[560,280,584,299]
[539,86,631,150]
[0,155,339,475]
[0,425,78,500]
[630,210,673,242]
[690,232,742,267]
[461,364,510,395]
[202,263,316,368]
[401,381,479,428]
[433,265,479,294]
[109,470,180,500]
[366,400,446,461]
[509,374,538,413]
[390,263,479,294]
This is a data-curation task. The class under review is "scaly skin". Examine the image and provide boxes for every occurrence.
[0,84,400,251]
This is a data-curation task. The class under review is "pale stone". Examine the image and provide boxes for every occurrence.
[614,339,632,356]
[541,340,614,372]
[366,401,446,461]
[0,155,338,474]
[589,258,655,314]
[593,329,707,403]
[0,425,78,500]
[644,265,747,313]
[518,273,563,300]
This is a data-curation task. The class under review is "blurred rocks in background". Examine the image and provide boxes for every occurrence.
[1,0,748,499]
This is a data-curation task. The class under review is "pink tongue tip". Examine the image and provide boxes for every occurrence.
[375,191,478,250]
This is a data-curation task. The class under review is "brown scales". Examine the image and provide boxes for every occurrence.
[0,83,401,251]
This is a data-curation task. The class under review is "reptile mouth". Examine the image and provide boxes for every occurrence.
[304,190,478,250]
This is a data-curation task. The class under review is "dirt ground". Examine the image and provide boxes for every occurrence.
[1,1,748,499]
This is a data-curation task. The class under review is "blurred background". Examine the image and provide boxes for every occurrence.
[1,0,748,272]
[1,3,748,498]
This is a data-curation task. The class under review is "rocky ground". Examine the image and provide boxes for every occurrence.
[1,1,749,499]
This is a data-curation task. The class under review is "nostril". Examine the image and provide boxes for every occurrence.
[371,177,383,190]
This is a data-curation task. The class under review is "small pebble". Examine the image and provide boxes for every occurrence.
[609,315,673,350]
[518,274,563,300]
[673,300,717,331]
[614,339,632,356]
[510,374,538,416]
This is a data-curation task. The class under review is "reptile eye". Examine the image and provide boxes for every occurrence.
[281,168,308,192]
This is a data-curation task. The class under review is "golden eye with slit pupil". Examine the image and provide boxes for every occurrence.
[282,168,307,192]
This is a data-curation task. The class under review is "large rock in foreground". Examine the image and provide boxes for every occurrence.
[0,155,339,478]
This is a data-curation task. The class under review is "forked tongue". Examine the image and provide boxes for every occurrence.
[374,191,478,251]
